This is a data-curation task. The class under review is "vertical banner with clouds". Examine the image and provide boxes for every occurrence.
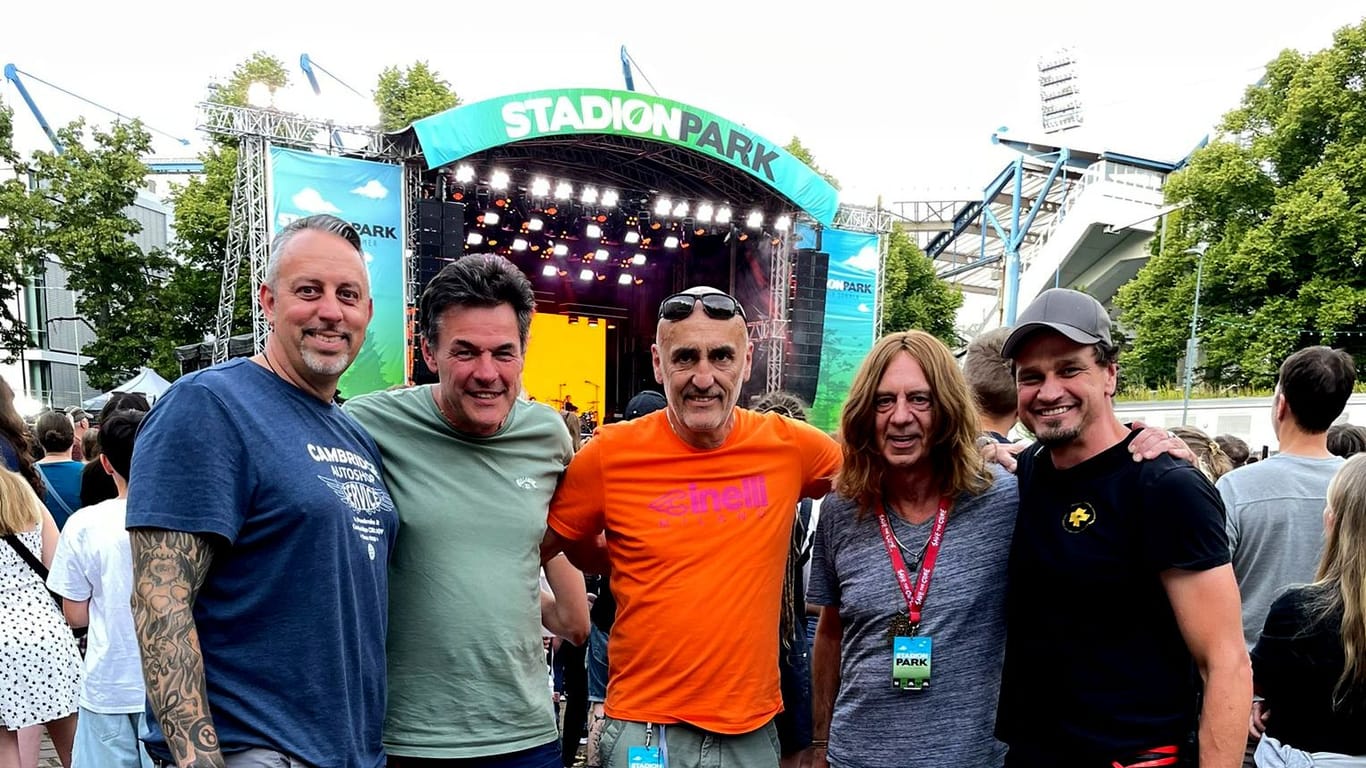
[796,224,881,432]
[268,147,405,397]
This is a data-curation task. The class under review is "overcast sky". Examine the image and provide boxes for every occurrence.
[5,0,1363,206]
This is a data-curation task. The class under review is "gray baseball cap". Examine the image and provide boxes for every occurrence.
[1001,288,1112,359]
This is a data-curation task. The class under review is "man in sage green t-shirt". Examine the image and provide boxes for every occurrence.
[345,254,588,766]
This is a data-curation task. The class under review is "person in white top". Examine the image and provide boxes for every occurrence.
[48,409,152,768]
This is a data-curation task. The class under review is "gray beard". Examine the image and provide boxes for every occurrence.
[301,347,352,377]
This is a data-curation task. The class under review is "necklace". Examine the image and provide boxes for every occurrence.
[262,348,283,378]
[886,512,932,571]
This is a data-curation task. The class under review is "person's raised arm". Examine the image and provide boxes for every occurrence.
[129,528,225,768]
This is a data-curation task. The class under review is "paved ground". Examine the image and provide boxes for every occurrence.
[38,730,61,768]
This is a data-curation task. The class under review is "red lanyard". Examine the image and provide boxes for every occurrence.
[875,497,950,626]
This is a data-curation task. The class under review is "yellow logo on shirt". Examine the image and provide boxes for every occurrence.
[1063,502,1097,533]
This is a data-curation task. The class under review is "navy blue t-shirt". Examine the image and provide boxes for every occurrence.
[126,359,396,768]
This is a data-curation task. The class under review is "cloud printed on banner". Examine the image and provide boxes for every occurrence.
[858,303,871,313]
[351,180,389,199]
[291,188,341,214]
[842,244,879,273]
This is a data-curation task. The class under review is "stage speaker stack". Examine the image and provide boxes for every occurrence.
[412,200,466,384]
[785,249,829,404]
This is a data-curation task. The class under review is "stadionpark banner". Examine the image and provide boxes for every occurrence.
[409,88,840,226]
[796,224,881,432]
[268,147,405,397]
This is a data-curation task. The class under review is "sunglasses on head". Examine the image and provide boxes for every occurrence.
[657,292,747,322]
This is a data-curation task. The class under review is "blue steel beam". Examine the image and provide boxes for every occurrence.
[925,162,1015,258]
[1001,148,1069,323]
[4,63,63,153]
[620,46,635,92]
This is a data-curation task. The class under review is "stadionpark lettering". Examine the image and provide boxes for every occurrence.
[827,279,875,294]
[351,223,397,239]
[500,95,780,182]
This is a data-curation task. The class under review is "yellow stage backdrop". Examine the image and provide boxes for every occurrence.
[523,313,607,415]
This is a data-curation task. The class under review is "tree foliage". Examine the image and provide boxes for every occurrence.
[374,61,460,132]
[784,136,841,190]
[879,228,963,346]
[0,97,44,356]
[0,107,170,390]
[1117,20,1366,389]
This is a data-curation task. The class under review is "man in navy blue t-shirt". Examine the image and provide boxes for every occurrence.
[127,214,396,768]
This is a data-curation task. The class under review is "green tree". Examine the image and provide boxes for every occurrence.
[209,52,290,114]
[0,111,170,390]
[1116,21,1366,389]
[784,136,841,190]
[0,96,46,357]
[879,227,963,346]
[374,61,460,132]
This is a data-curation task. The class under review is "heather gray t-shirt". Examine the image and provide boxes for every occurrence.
[1218,453,1344,650]
[808,468,1017,768]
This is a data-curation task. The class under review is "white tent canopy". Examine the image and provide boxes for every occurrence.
[82,367,174,413]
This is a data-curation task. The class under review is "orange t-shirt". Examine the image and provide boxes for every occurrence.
[548,407,841,733]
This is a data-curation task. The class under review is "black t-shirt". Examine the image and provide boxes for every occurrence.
[996,430,1230,765]
[1253,587,1366,754]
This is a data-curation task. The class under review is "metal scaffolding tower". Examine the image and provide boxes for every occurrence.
[197,102,408,362]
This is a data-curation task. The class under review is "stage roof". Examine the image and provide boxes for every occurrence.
[389,88,841,225]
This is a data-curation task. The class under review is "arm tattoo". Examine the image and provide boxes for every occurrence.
[129,529,226,768]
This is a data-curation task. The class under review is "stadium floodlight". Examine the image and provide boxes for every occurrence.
[746,211,763,229]
[618,273,633,285]
[455,164,476,183]
[531,178,551,197]
[601,189,620,207]
[654,199,672,216]
[631,253,647,265]
[554,181,573,200]
[716,207,732,225]
[1038,48,1084,133]
[541,264,558,277]
[490,170,511,190]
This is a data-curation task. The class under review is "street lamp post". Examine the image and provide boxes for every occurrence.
[1180,242,1209,426]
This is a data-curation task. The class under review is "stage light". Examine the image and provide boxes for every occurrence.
[554,181,573,200]
[672,201,688,218]
[490,170,510,190]
[586,223,603,239]
[631,253,646,265]
[578,269,594,282]
[569,315,580,324]
[588,317,600,327]
[484,211,501,226]
[595,249,609,261]
[467,232,484,245]
[775,214,792,231]
[541,264,558,277]
[601,189,619,207]
[553,243,569,256]
[581,186,599,204]
[608,322,617,329]
[696,204,714,223]
[531,178,551,197]
[528,217,545,232]
[455,165,475,183]
[512,238,529,251]
[716,207,732,225]
[664,235,680,249]
[746,211,763,229]
[654,199,672,216]
[624,230,641,245]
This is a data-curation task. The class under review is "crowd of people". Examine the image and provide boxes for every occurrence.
[0,213,1363,768]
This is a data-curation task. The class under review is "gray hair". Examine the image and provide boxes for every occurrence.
[264,214,365,291]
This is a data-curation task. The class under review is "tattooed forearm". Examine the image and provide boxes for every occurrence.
[129,528,225,768]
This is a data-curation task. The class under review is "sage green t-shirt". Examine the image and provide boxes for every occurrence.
[344,387,573,758]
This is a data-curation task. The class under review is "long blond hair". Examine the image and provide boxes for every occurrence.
[836,331,992,514]
[1312,454,1366,706]
[0,468,43,536]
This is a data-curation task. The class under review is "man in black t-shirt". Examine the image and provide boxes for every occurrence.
[994,289,1251,768]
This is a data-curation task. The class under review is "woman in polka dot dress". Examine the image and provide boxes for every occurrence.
[1,468,81,767]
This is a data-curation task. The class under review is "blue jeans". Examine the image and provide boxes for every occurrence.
[587,625,610,703]
[72,708,153,768]
[386,740,560,768]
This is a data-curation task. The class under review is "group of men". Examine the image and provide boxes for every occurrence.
[119,212,1354,768]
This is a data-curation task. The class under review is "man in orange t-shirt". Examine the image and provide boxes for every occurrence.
[544,287,840,768]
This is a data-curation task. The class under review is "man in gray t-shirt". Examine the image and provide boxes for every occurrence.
[1218,346,1355,650]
